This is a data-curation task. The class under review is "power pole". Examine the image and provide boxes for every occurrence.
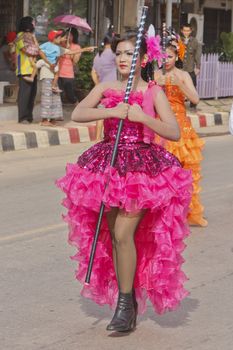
[154,0,161,33]
[69,0,73,14]
[166,0,173,28]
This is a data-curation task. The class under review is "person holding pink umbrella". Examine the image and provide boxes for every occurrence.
[54,15,94,104]
[58,28,82,104]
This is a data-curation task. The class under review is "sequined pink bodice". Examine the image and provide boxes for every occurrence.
[101,89,145,143]
[78,87,181,176]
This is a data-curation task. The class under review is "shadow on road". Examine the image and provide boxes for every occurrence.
[78,295,199,329]
[140,297,199,328]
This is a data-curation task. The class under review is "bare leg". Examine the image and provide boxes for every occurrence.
[114,210,145,293]
[106,207,119,280]
[52,71,62,93]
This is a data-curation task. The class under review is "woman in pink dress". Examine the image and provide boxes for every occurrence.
[57,31,192,333]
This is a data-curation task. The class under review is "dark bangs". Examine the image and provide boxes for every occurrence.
[111,30,147,57]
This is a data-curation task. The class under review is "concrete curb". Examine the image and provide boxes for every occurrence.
[187,111,229,128]
[0,125,96,152]
[0,111,230,152]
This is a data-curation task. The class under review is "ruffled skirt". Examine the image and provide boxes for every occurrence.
[166,126,205,225]
[56,141,192,314]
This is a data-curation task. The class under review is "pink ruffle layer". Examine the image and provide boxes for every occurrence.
[56,164,192,315]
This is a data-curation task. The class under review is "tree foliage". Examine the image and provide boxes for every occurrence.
[29,0,88,23]
[220,32,233,62]
[75,52,95,91]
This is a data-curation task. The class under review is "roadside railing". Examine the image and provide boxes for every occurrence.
[197,53,233,99]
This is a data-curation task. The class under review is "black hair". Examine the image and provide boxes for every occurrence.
[98,34,114,56]
[59,29,68,38]
[111,30,147,58]
[18,16,34,33]
[141,62,154,82]
[180,23,192,30]
[70,27,79,44]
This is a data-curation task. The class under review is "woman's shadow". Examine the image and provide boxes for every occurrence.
[79,295,199,330]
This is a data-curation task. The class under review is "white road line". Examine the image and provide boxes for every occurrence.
[0,223,66,243]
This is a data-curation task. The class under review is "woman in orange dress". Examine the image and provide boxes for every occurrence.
[154,41,207,227]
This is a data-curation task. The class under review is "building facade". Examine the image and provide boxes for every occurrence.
[0,0,25,40]
[0,0,233,49]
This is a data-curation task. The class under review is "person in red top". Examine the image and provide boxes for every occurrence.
[58,28,81,104]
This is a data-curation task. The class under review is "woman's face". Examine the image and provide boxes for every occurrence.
[54,35,66,45]
[165,47,176,71]
[115,40,140,77]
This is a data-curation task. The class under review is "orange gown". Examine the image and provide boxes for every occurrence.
[164,81,207,226]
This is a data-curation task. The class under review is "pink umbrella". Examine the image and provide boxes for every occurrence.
[53,15,92,33]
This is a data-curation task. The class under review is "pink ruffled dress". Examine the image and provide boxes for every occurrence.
[56,84,193,315]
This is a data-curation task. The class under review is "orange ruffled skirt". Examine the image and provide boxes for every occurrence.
[166,121,206,226]
[162,83,207,226]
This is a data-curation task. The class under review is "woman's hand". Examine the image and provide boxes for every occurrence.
[82,46,97,53]
[109,103,129,119]
[128,104,145,123]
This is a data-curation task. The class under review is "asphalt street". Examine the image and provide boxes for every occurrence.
[1,136,233,350]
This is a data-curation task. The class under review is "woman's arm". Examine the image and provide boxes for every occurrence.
[91,68,99,85]
[73,52,81,64]
[173,70,199,105]
[128,89,180,141]
[64,46,96,55]
[71,83,129,122]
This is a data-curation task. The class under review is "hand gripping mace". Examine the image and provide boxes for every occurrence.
[85,6,148,284]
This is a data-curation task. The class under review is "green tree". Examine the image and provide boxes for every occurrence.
[29,0,88,26]
[220,32,233,62]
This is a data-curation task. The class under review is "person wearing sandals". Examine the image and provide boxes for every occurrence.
[38,30,95,126]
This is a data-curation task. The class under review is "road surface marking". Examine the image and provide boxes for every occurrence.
[0,223,66,243]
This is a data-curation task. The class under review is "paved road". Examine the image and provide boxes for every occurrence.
[1,137,233,350]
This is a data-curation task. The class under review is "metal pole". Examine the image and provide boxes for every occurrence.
[162,22,167,75]
[166,0,173,28]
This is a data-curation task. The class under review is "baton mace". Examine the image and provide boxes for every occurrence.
[162,22,167,76]
[85,6,148,284]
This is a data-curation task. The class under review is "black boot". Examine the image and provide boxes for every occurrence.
[132,289,138,315]
[106,292,136,332]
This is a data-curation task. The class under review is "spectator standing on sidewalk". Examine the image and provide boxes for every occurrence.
[91,34,117,140]
[58,28,81,105]
[37,30,95,126]
[15,16,37,124]
[180,23,202,110]
[16,16,53,124]
[37,31,64,127]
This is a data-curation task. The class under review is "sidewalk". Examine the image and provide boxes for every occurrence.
[0,97,232,152]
